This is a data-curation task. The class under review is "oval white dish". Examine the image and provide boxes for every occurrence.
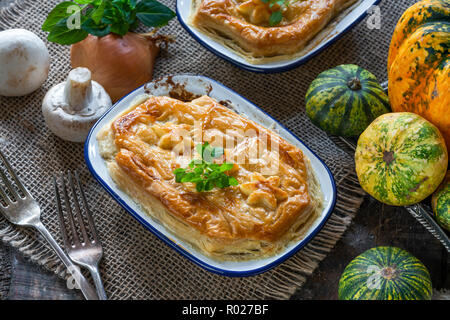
[84,74,336,276]
[176,0,381,73]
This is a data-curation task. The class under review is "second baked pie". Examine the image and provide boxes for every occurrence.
[190,0,359,62]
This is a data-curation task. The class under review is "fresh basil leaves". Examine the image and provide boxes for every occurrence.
[42,0,175,45]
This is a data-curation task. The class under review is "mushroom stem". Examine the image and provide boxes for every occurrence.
[64,67,93,112]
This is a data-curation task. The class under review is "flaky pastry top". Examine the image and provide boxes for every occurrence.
[110,95,312,242]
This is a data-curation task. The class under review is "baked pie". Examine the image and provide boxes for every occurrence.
[98,94,323,260]
[190,0,359,62]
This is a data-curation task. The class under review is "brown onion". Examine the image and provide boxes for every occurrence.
[71,32,159,102]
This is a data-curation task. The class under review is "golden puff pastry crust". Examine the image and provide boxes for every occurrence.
[190,0,358,60]
[98,95,323,260]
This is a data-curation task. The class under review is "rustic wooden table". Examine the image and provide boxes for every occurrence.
[0,0,448,300]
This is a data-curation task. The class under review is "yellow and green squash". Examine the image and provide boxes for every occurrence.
[339,246,433,300]
[305,64,390,137]
[388,0,450,151]
[431,171,450,231]
[355,112,448,206]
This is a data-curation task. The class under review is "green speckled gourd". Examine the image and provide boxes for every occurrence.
[305,64,391,137]
[431,171,450,231]
[355,112,448,206]
[339,247,433,300]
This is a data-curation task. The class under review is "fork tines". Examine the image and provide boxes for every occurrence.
[53,171,100,248]
[0,150,31,206]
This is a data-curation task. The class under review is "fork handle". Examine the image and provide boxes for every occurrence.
[34,221,99,300]
[86,265,108,300]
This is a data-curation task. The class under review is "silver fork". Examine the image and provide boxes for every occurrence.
[0,150,98,300]
[54,171,107,300]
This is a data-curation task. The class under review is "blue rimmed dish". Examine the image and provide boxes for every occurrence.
[84,74,336,276]
[176,0,381,73]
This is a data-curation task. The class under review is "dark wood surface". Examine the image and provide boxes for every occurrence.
[2,195,449,300]
[294,197,449,299]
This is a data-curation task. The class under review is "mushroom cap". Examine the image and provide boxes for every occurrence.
[0,29,50,96]
[42,76,112,143]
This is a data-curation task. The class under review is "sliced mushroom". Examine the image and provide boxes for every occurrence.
[42,67,112,142]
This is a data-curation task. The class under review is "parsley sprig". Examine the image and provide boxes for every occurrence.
[42,0,175,45]
[174,143,239,192]
[261,0,289,26]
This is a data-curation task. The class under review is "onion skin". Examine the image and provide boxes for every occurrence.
[70,32,159,102]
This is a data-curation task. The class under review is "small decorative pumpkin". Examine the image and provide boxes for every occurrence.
[339,246,433,300]
[305,64,390,137]
[431,171,450,231]
[388,0,450,150]
[355,112,448,206]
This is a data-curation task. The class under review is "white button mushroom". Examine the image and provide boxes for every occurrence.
[42,67,112,143]
[0,29,50,96]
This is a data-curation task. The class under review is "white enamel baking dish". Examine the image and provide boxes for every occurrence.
[176,0,382,73]
[84,74,336,276]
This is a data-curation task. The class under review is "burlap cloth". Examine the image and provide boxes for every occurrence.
[0,0,412,299]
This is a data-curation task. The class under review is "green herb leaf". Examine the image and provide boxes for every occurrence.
[219,163,234,172]
[73,0,96,4]
[194,166,204,175]
[204,180,214,191]
[173,168,185,174]
[173,143,238,192]
[229,177,239,186]
[90,0,107,24]
[128,0,137,9]
[136,0,175,28]
[42,1,79,32]
[101,6,118,24]
[196,181,204,192]
[269,11,283,26]
[174,173,184,183]
[81,18,111,37]
[43,0,174,44]
[47,17,88,45]
[220,175,230,188]
[110,21,130,35]
[112,0,129,20]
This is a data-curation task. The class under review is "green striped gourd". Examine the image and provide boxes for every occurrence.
[339,246,433,300]
[431,171,450,231]
[355,112,448,206]
[305,64,390,137]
